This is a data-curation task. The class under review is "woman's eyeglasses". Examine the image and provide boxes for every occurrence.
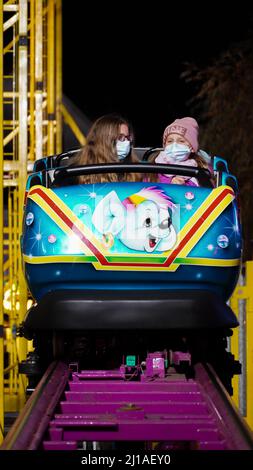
[117,133,133,142]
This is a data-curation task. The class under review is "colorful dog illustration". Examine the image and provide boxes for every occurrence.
[92,187,177,252]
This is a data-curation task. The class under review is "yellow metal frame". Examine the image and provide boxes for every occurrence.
[47,0,55,154]
[61,103,86,145]
[0,0,4,445]
[230,261,253,429]
[1,0,63,438]
[56,0,62,153]
[0,0,85,439]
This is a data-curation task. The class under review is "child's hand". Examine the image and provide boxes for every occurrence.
[171,176,186,185]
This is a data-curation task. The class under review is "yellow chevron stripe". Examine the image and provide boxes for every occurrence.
[161,186,234,255]
[180,257,240,267]
[178,193,234,259]
[23,254,93,264]
[27,185,235,272]
[29,192,93,256]
[28,186,110,256]
[23,253,240,268]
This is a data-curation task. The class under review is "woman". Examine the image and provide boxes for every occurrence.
[74,114,141,184]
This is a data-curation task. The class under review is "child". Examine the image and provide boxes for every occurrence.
[155,117,210,186]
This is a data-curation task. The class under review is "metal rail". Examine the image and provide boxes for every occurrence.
[1,361,70,450]
[1,359,253,450]
[194,363,253,450]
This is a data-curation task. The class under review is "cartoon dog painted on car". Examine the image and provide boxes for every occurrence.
[92,187,177,252]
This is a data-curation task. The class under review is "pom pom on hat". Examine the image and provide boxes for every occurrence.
[163,117,199,152]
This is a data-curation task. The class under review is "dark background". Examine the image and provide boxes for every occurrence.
[62,2,252,146]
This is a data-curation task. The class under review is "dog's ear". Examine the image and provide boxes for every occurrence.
[92,191,125,235]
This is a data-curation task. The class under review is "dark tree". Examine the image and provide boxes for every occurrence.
[182,33,253,260]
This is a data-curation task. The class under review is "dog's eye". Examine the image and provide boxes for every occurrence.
[144,217,152,227]
[159,218,172,229]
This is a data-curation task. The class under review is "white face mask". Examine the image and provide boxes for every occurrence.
[164,142,191,162]
[116,140,131,160]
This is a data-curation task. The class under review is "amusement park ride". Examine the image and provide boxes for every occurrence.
[1,0,253,451]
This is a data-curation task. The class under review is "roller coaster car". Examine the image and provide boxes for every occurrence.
[21,147,241,340]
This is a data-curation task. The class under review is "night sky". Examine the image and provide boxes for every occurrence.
[62,2,252,146]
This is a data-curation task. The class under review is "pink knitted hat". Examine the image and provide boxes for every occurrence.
[163,117,199,152]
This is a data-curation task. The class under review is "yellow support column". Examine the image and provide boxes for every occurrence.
[246,261,253,428]
[29,0,36,160]
[2,0,64,417]
[56,0,62,153]
[0,0,4,444]
[35,0,43,159]
[230,261,253,429]
[47,0,55,154]
[230,293,239,406]
[17,0,28,407]
[61,103,86,145]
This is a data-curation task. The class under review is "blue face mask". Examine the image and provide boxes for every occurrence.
[116,140,131,160]
[164,142,191,162]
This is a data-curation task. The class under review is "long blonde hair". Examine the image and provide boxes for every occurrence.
[194,152,209,169]
[73,114,141,184]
